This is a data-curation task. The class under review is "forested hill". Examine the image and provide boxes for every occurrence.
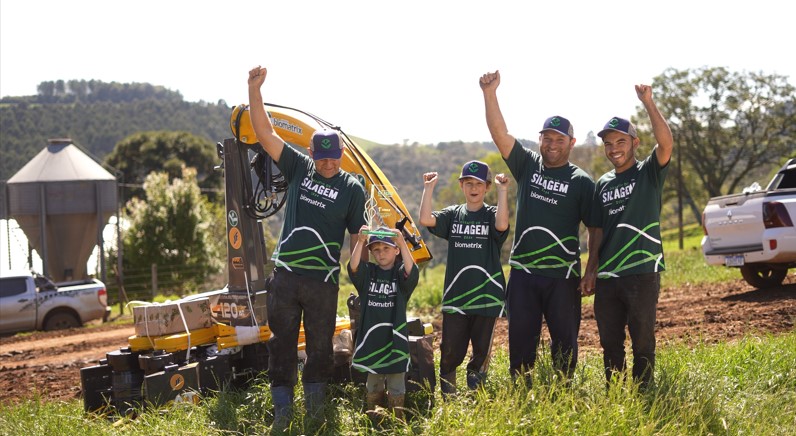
[2,80,589,214]
[0,80,231,180]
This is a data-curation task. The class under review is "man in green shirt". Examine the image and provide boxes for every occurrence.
[479,71,598,382]
[581,84,673,389]
[419,161,510,395]
[248,66,366,428]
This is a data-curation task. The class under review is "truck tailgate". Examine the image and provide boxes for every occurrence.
[703,192,765,253]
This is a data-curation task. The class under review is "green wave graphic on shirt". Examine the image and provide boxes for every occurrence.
[509,226,580,278]
[272,226,342,283]
[442,270,505,314]
[352,322,409,374]
[598,222,664,278]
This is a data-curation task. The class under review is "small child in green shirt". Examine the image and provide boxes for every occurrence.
[347,225,419,421]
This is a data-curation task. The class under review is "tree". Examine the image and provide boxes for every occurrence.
[121,168,224,298]
[640,67,796,223]
[104,131,223,204]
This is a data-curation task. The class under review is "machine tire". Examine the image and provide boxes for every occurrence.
[740,264,788,289]
[44,311,81,331]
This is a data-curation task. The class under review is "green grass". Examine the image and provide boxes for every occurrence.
[4,223,778,433]
[3,332,795,435]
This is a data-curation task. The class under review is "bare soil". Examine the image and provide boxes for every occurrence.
[1,276,794,406]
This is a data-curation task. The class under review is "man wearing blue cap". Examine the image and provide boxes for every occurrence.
[248,66,366,429]
[581,85,673,390]
[479,71,598,383]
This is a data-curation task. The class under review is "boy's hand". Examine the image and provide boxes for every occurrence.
[389,229,402,242]
[495,173,509,191]
[357,225,369,243]
[423,172,439,188]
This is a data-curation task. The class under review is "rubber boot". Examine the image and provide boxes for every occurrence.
[466,370,485,390]
[303,382,327,422]
[388,394,405,421]
[271,385,294,432]
[366,391,386,410]
[365,391,388,425]
[440,371,457,399]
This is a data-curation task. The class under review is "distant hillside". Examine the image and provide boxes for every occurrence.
[0,80,602,230]
[0,80,231,180]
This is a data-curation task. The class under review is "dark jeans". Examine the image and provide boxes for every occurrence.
[439,313,497,376]
[594,272,660,388]
[506,270,581,377]
[266,268,339,387]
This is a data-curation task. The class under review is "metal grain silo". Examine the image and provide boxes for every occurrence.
[5,138,117,282]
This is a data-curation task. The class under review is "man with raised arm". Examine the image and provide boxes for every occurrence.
[581,84,673,390]
[479,70,597,383]
[248,66,366,429]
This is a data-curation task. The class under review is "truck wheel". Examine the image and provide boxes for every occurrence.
[44,312,81,331]
[740,264,788,289]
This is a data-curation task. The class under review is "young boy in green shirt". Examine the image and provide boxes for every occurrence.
[419,160,510,395]
[348,225,419,421]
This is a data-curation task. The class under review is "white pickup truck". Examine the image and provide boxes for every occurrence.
[701,158,796,288]
[0,270,111,334]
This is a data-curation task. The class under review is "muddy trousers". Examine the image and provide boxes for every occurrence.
[594,273,660,389]
[266,269,337,427]
[439,313,497,390]
[266,268,339,387]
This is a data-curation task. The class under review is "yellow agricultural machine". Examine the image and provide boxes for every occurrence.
[79,104,435,416]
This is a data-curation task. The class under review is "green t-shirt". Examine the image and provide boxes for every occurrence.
[427,204,508,317]
[592,148,669,278]
[505,140,596,279]
[348,260,419,374]
[273,144,366,284]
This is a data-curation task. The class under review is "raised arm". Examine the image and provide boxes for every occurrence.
[248,66,285,162]
[419,172,439,227]
[394,229,416,275]
[494,173,510,232]
[636,84,673,167]
[348,225,369,274]
[480,70,516,159]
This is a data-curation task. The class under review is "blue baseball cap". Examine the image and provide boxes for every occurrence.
[539,115,574,137]
[367,227,397,248]
[458,160,491,183]
[310,130,343,160]
[598,117,638,139]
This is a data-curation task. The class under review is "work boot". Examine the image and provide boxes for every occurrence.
[466,370,485,390]
[366,391,386,410]
[271,385,294,432]
[303,382,327,422]
[365,391,388,425]
[440,371,457,399]
[388,394,405,421]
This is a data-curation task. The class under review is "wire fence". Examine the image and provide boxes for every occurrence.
[106,262,228,305]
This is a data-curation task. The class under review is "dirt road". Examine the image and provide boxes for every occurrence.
[1,276,794,405]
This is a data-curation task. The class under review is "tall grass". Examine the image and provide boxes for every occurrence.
[3,332,795,435]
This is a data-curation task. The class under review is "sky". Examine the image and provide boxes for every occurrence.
[2,0,795,273]
[2,0,795,147]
